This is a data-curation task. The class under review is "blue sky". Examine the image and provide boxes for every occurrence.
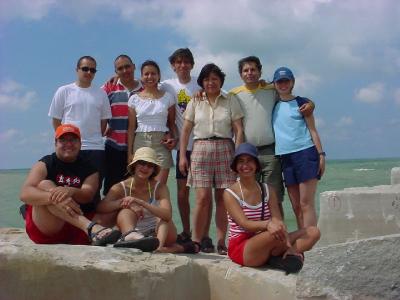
[0,0,399,169]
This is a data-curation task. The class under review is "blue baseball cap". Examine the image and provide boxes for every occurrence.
[273,67,295,82]
[231,143,261,173]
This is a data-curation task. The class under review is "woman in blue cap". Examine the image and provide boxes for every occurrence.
[272,67,325,229]
[223,142,320,273]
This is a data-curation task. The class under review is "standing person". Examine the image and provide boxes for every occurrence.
[48,55,111,193]
[229,56,314,217]
[19,124,121,246]
[102,54,143,195]
[159,48,201,243]
[179,63,244,254]
[127,60,177,184]
[272,67,325,228]
[224,142,320,273]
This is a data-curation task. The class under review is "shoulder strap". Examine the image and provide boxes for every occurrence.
[153,181,160,199]
[120,182,127,197]
[258,181,266,220]
[225,188,243,204]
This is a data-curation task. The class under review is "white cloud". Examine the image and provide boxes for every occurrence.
[0,0,56,22]
[394,88,400,106]
[354,83,384,104]
[337,116,354,127]
[0,79,38,111]
[0,128,20,141]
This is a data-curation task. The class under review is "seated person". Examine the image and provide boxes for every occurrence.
[20,124,121,246]
[97,147,195,253]
[223,143,320,274]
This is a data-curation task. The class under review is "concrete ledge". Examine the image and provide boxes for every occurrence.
[391,167,400,185]
[0,228,296,300]
[318,184,400,246]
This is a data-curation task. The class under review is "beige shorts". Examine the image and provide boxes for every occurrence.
[133,131,173,169]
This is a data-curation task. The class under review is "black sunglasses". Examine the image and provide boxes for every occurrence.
[80,66,97,74]
[116,64,132,72]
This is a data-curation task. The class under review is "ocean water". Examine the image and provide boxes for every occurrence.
[1,158,399,237]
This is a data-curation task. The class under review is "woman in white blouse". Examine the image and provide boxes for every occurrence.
[127,60,177,184]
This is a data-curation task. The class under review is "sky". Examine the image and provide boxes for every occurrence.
[0,0,399,169]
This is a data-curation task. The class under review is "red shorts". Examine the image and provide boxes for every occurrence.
[228,232,255,266]
[25,205,94,245]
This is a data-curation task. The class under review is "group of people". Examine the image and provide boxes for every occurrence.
[20,48,323,273]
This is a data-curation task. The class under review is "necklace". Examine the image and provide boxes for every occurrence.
[129,178,152,200]
[237,178,261,204]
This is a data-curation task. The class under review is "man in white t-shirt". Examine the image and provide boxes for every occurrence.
[159,48,201,243]
[48,55,111,192]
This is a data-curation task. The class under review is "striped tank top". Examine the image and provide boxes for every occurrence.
[226,183,271,239]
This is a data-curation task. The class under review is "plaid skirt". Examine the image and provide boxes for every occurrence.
[187,139,236,188]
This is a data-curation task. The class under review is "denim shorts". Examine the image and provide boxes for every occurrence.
[281,146,320,186]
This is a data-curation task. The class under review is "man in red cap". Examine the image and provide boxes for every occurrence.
[19,124,120,246]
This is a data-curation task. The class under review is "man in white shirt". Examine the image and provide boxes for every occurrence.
[159,48,202,243]
[48,55,111,192]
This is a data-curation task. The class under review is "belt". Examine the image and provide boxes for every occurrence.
[256,143,275,151]
[196,136,230,141]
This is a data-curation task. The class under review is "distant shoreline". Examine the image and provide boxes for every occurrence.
[2,156,400,172]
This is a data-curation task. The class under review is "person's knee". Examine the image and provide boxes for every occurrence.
[116,208,137,223]
[38,180,56,190]
[307,226,321,243]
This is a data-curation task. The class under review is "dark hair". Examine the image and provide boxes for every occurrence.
[238,56,262,74]
[197,63,225,88]
[168,48,194,65]
[76,56,96,68]
[141,60,161,75]
[114,54,133,65]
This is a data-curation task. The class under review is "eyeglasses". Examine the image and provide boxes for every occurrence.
[80,66,97,74]
[116,64,132,72]
[58,136,80,144]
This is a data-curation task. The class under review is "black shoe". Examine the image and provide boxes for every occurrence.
[267,255,304,274]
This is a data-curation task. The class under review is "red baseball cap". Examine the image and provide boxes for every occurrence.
[55,124,81,139]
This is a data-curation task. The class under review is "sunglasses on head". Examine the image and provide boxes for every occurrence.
[116,64,132,72]
[80,66,97,74]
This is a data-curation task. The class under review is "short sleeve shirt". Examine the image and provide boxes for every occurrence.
[184,93,244,139]
[128,92,176,132]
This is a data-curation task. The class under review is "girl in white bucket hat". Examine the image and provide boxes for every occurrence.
[97,147,196,253]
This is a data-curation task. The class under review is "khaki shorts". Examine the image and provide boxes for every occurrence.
[257,144,284,202]
[134,132,173,169]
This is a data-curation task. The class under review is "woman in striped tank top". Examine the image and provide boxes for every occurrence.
[224,143,320,273]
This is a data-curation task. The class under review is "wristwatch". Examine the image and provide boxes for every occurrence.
[318,151,326,157]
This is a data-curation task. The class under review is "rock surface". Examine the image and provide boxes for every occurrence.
[0,228,295,300]
[296,234,400,300]
[318,184,400,246]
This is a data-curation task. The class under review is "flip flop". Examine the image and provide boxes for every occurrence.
[114,236,160,252]
[177,231,192,244]
[267,254,304,275]
[87,221,122,246]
